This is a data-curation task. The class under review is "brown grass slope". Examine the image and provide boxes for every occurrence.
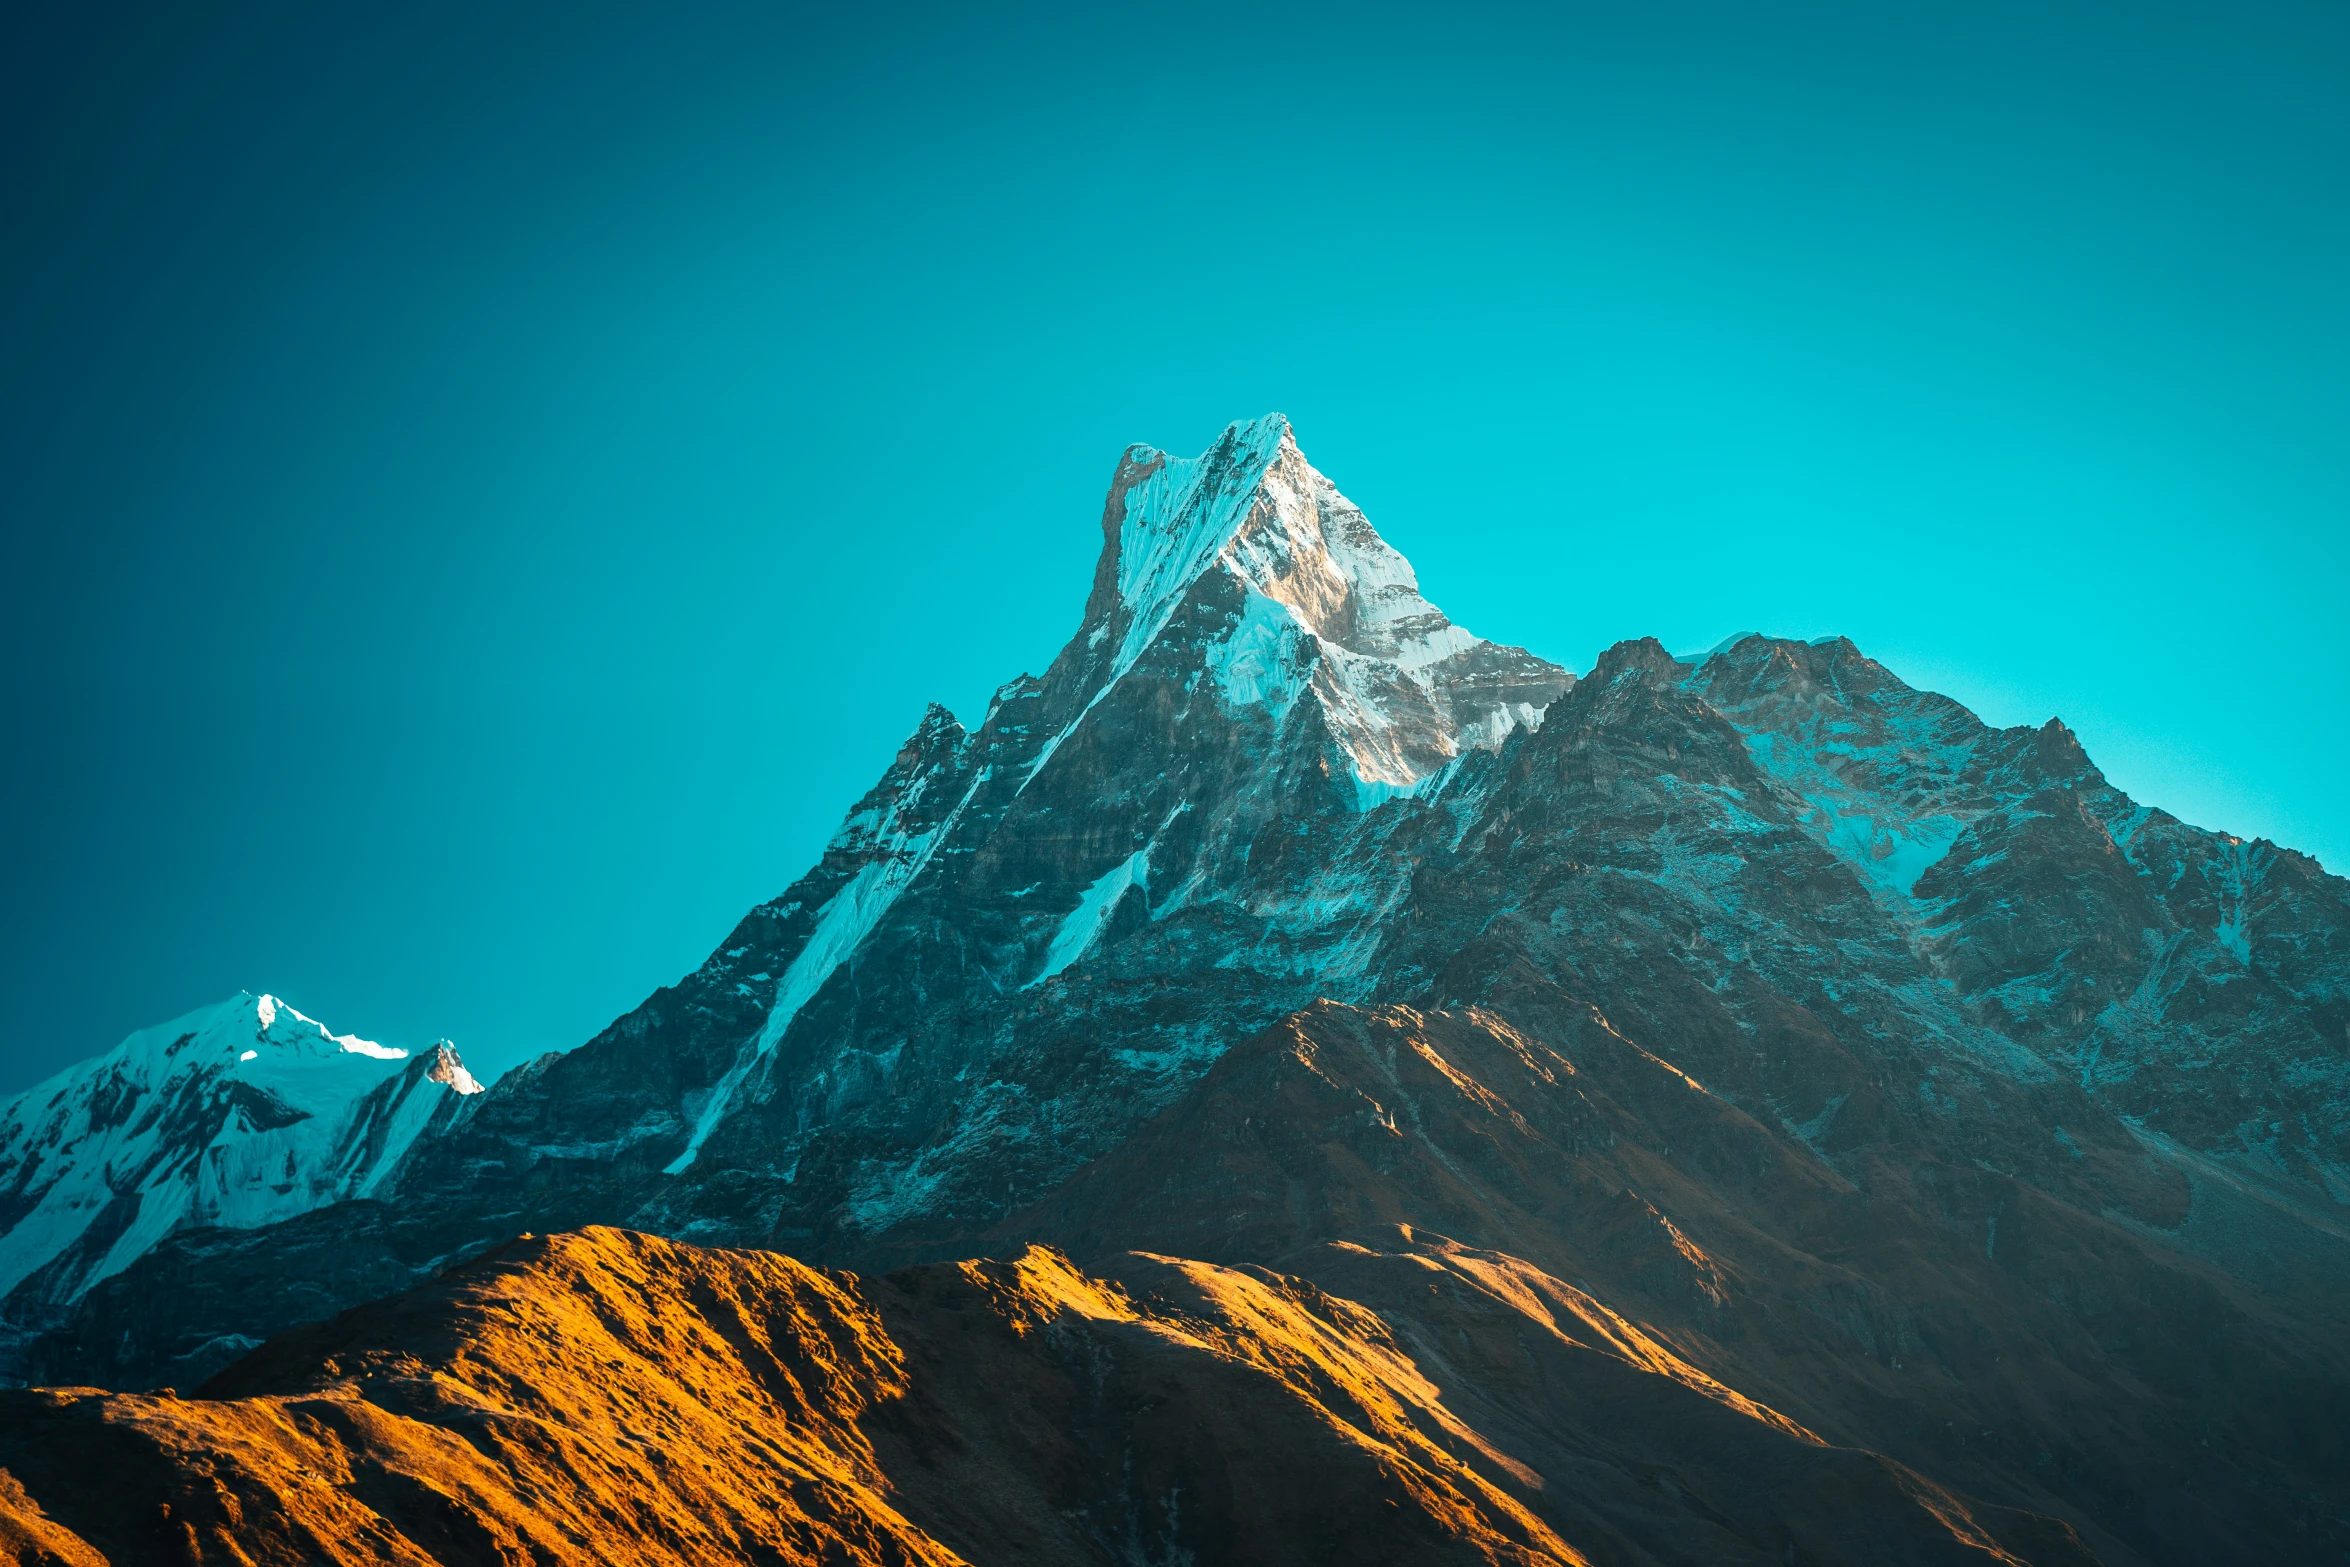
[0,1224,2085,1567]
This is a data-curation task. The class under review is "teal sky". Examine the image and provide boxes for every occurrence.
[4,1,2345,1092]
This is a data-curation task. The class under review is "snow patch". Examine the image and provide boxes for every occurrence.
[2211,839,2257,964]
[1204,586,1310,725]
[665,762,991,1175]
[1028,848,1152,988]
[1735,729,1969,909]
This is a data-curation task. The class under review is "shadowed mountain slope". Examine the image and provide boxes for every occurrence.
[953,998,2347,1565]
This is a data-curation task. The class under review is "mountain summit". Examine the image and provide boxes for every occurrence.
[652,415,1570,1179]
[6,419,2347,1564]
[1076,413,1568,798]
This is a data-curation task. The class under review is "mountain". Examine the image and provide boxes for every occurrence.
[6,416,2346,1563]
[0,993,481,1364]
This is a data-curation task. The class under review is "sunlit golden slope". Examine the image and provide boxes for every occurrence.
[0,1224,2090,1566]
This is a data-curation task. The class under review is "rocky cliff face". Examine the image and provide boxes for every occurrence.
[8,417,2347,1564]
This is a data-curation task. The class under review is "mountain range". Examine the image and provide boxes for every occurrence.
[2,415,2344,1565]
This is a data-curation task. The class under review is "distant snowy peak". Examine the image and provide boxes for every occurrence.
[0,993,482,1321]
[1083,414,1572,797]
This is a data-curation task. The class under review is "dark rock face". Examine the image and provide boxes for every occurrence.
[11,415,2348,1563]
[32,1201,465,1392]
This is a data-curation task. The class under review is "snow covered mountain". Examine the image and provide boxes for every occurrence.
[10,416,2349,1561]
[1071,415,1562,802]
[0,992,479,1342]
[648,413,1573,1184]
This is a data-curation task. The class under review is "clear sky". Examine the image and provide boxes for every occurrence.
[4,1,2345,1093]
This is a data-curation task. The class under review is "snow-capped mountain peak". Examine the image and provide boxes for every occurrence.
[1070,414,1571,801]
[1091,413,1295,677]
[0,993,482,1329]
[657,418,1571,1176]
